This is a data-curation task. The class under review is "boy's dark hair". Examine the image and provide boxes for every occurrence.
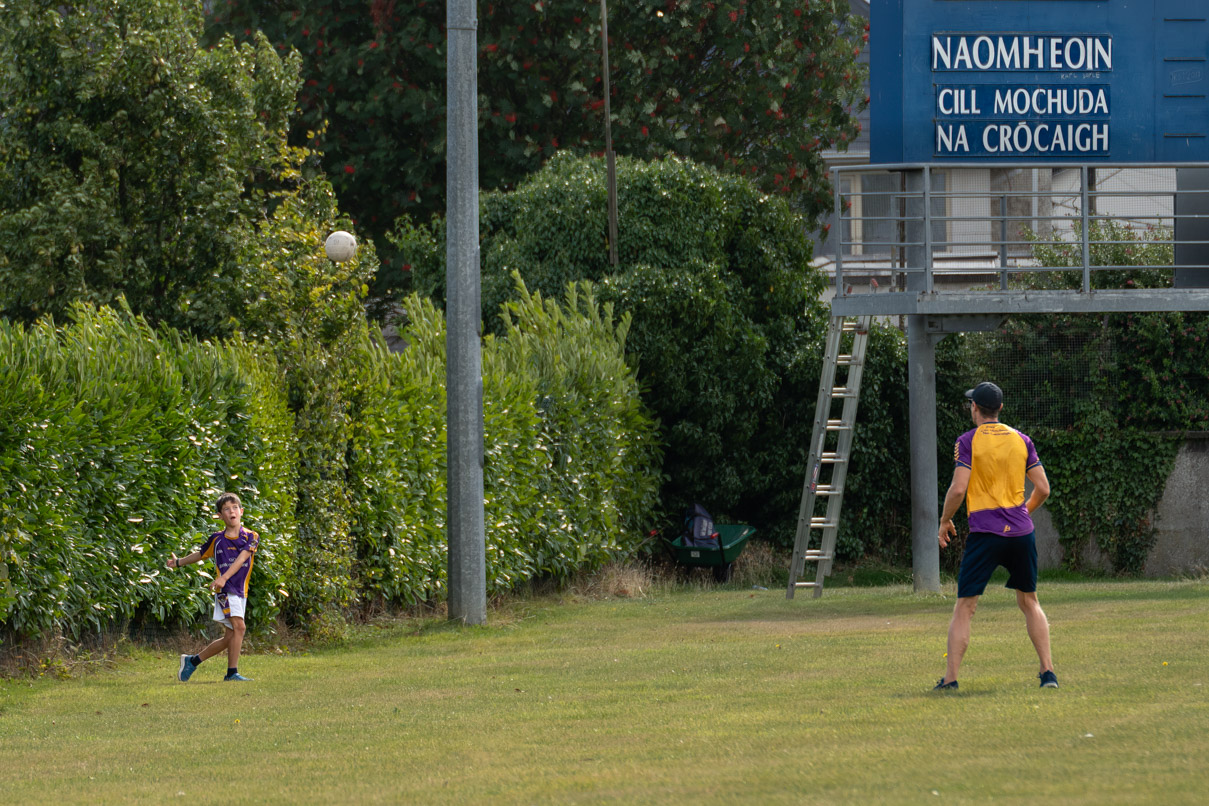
[215,492,242,513]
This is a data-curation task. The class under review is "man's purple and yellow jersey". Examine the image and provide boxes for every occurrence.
[198,527,259,597]
[954,423,1041,536]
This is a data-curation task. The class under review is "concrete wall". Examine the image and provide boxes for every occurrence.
[1034,433,1209,576]
[1146,435,1209,576]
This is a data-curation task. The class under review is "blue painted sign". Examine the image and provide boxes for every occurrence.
[871,0,1209,162]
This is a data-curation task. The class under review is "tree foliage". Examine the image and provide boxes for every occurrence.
[1026,220,1174,291]
[0,0,316,337]
[397,153,837,543]
[204,0,869,303]
[0,0,391,633]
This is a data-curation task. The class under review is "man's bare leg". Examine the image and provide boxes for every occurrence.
[1017,590,1053,673]
[944,596,979,683]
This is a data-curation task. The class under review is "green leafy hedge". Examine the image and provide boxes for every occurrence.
[1,287,661,641]
[0,304,295,637]
[348,283,661,604]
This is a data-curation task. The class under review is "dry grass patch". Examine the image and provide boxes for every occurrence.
[569,560,656,599]
[729,537,785,588]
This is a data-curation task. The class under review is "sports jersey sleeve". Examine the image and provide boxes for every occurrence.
[1023,434,1041,469]
[240,530,260,555]
[197,533,219,559]
[954,430,975,469]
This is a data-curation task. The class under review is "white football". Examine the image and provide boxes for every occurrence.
[325,230,357,262]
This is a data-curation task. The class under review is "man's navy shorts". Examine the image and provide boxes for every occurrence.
[957,531,1038,598]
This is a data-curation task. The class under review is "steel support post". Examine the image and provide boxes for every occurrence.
[904,170,942,593]
[446,0,486,625]
[907,320,941,592]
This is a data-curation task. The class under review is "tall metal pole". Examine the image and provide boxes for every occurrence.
[600,0,619,265]
[446,0,486,624]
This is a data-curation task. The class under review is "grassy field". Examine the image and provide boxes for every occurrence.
[1,577,1206,804]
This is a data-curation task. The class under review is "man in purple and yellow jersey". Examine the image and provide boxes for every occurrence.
[934,382,1058,692]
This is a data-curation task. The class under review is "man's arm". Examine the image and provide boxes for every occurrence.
[1025,464,1050,514]
[211,549,253,593]
[938,466,971,549]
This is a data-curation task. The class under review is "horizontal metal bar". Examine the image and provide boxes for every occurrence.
[837,238,926,247]
[832,288,1209,317]
[834,162,1209,173]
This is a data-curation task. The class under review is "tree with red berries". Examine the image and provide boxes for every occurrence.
[206,1,867,304]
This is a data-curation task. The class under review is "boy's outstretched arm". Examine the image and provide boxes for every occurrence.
[167,550,202,570]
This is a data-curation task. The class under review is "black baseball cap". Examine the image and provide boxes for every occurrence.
[964,381,1003,409]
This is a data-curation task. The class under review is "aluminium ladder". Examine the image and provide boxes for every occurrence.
[786,315,872,598]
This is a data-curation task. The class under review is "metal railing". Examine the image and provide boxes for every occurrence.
[830,163,1209,299]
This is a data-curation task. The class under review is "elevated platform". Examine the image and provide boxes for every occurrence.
[826,162,1209,321]
[832,288,1209,317]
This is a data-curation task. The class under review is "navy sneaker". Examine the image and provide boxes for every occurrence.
[933,678,958,691]
[1039,670,1059,689]
[178,654,198,682]
[224,672,253,682]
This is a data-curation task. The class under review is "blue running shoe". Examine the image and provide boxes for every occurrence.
[933,678,958,691]
[1039,670,1059,688]
[178,654,198,682]
[224,672,253,682]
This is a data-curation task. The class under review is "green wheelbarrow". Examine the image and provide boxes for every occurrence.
[667,524,756,583]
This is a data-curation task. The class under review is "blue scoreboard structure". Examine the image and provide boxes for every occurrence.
[871,0,1209,163]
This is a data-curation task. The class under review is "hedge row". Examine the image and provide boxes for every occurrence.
[0,286,661,640]
[0,304,296,638]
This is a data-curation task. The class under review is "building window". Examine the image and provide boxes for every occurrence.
[839,171,948,258]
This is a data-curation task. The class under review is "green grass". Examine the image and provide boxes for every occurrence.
[2,579,1206,804]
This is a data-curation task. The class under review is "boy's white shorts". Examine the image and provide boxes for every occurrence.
[212,593,247,630]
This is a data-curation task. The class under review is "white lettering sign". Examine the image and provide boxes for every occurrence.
[931,31,1113,158]
[935,122,1109,156]
[932,35,1112,72]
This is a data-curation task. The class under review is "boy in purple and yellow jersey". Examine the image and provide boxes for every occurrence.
[935,382,1058,692]
[166,492,259,682]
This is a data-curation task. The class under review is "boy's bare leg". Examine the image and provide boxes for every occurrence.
[1016,590,1054,673]
[227,617,246,669]
[197,629,231,663]
[944,596,979,683]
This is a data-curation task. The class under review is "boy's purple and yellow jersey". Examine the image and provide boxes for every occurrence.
[198,527,259,597]
[954,423,1041,536]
